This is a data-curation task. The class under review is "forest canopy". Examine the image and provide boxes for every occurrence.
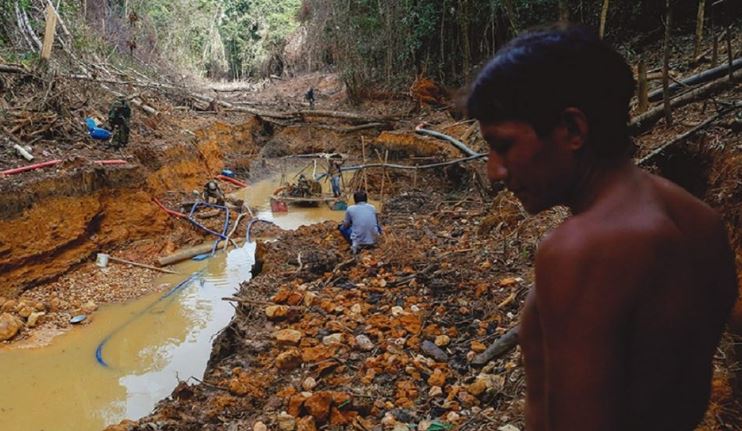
[0,0,736,91]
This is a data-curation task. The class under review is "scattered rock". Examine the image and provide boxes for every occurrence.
[1,300,17,313]
[428,386,443,397]
[26,311,45,327]
[253,421,267,431]
[391,306,404,316]
[355,334,375,351]
[266,305,290,320]
[303,292,317,307]
[302,377,317,391]
[427,368,447,386]
[392,424,409,431]
[498,425,520,431]
[277,412,297,431]
[297,416,317,431]
[275,329,303,345]
[467,378,488,397]
[381,412,397,429]
[421,340,448,362]
[17,305,33,319]
[434,335,450,347]
[470,340,486,353]
[0,313,23,341]
[276,349,302,370]
[322,333,343,345]
[81,301,98,314]
[446,412,460,423]
[304,391,333,423]
[350,303,363,316]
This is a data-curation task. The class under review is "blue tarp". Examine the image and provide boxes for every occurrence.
[85,117,112,140]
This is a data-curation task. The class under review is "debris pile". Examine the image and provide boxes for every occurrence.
[118,190,565,431]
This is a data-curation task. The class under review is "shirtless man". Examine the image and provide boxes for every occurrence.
[467,26,737,430]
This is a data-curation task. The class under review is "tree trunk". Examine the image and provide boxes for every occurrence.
[662,0,673,126]
[637,58,649,113]
[693,0,706,60]
[599,0,609,39]
[502,0,518,35]
[559,0,570,22]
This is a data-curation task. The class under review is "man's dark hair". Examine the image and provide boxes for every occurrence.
[467,25,635,159]
[353,190,367,203]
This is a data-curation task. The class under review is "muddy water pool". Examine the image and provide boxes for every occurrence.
[0,174,354,431]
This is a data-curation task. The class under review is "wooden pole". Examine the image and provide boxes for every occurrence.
[710,4,718,67]
[726,25,734,81]
[109,255,179,274]
[380,150,389,204]
[662,0,673,126]
[693,0,707,60]
[637,58,649,113]
[599,0,610,39]
[40,4,58,60]
[361,136,368,192]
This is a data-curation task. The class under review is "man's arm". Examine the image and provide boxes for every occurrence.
[342,209,352,229]
[535,228,645,431]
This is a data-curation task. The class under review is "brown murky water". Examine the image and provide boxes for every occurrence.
[0,173,363,431]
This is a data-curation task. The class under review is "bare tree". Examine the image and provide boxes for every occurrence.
[693,0,706,60]
[662,0,673,126]
[599,0,610,39]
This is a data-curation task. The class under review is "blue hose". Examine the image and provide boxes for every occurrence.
[188,200,230,240]
[95,272,202,368]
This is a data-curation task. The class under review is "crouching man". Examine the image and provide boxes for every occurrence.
[339,190,381,254]
[467,25,737,430]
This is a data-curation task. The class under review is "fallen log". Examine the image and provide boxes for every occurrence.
[471,326,520,366]
[157,239,245,266]
[648,56,742,102]
[315,153,487,180]
[0,64,29,74]
[638,103,741,166]
[108,255,178,274]
[629,69,740,134]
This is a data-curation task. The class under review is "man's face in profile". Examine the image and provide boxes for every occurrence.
[480,120,577,214]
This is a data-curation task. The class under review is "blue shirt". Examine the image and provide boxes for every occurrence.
[344,202,380,246]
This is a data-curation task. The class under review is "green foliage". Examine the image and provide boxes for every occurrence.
[130,0,300,79]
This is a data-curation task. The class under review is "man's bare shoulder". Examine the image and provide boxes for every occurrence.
[535,213,671,318]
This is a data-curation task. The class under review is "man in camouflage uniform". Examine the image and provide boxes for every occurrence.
[108,96,131,149]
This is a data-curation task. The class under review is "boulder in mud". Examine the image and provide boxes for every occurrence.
[0,312,23,341]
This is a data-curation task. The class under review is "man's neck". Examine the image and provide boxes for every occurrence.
[566,157,634,215]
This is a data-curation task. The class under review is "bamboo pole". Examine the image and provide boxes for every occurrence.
[693,0,707,60]
[380,150,389,204]
[108,255,178,274]
[361,136,368,192]
[662,0,674,126]
[637,58,649,113]
[599,0,610,39]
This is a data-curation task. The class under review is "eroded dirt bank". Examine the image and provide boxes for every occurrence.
[0,117,262,341]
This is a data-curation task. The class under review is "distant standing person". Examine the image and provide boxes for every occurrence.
[467,25,737,430]
[108,96,131,149]
[305,87,315,109]
[328,154,344,197]
[339,190,381,254]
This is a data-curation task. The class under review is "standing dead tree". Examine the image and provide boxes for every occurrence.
[662,0,673,126]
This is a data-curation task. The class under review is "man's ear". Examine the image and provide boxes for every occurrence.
[560,107,589,151]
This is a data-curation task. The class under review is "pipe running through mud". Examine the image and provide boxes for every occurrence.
[0,173,352,431]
